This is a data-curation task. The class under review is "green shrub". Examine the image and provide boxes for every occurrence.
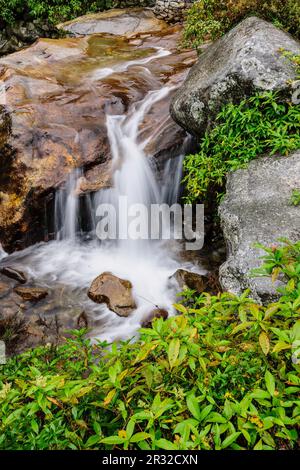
[0,0,114,26]
[0,240,299,450]
[183,90,300,204]
[183,0,300,51]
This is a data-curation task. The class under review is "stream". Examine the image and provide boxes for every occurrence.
[0,43,204,344]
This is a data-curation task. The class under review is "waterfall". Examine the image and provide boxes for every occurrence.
[1,49,203,343]
[54,86,184,248]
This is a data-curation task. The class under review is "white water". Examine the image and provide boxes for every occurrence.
[0,50,205,342]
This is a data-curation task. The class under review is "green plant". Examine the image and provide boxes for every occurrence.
[0,0,114,26]
[183,91,300,203]
[0,240,299,450]
[289,189,300,207]
[183,0,300,51]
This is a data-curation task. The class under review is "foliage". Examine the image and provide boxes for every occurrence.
[183,0,300,51]
[0,0,114,26]
[290,190,300,207]
[0,240,300,450]
[183,91,300,204]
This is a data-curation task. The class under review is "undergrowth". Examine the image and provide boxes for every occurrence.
[0,240,299,450]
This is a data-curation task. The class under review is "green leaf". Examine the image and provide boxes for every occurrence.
[154,438,177,450]
[222,432,241,449]
[265,370,275,396]
[168,338,180,369]
[186,394,201,420]
[85,434,101,448]
[130,432,151,443]
[100,436,126,445]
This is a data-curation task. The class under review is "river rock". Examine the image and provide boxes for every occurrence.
[219,151,300,303]
[171,268,209,294]
[141,308,168,328]
[14,287,48,302]
[0,12,195,252]
[58,8,167,36]
[0,267,27,284]
[171,17,300,136]
[88,272,136,316]
[0,280,10,299]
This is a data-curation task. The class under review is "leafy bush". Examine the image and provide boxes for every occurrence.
[0,0,113,26]
[183,0,300,51]
[183,90,300,204]
[0,240,299,450]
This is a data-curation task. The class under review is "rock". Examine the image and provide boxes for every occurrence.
[0,267,27,284]
[0,16,195,252]
[172,268,209,294]
[142,308,168,328]
[14,287,48,302]
[88,272,136,316]
[0,281,10,299]
[219,151,300,303]
[171,17,300,137]
[58,8,168,37]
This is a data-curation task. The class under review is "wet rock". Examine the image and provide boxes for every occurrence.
[219,151,300,303]
[58,8,168,37]
[0,267,27,284]
[172,269,209,294]
[171,17,300,137]
[14,286,48,302]
[88,272,136,317]
[0,17,195,252]
[0,280,10,299]
[77,311,89,329]
[142,308,168,328]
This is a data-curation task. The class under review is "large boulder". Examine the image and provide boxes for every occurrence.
[219,151,300,303]
[88,272,136,316]
[171,17,300,137]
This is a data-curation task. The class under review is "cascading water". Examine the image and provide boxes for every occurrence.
[0,48,205,342]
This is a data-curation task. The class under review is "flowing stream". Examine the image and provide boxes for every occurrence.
[0,49,204,342]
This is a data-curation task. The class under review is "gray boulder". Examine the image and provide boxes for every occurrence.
[219,151,300,303]
[171,17,300,136]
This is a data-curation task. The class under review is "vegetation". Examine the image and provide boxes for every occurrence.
[290,190,300,207]
[183,91,300,204]
[0,240,299,450]
[0,0,114,26]
[183,0,300,51]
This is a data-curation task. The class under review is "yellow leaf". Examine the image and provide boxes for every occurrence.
[272,341,291,353]
[259,331,270,355]
[46,396,63,409]
[271,267,280,283]
[103,389,116,406]
[118,430,127,439]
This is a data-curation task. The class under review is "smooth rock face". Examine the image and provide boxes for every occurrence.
[14,287,48,302]
[0,11,196,252]
[59,8,167,36]
[88,272,136,316]
[219,152,300,303]
[171,17,300,136]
